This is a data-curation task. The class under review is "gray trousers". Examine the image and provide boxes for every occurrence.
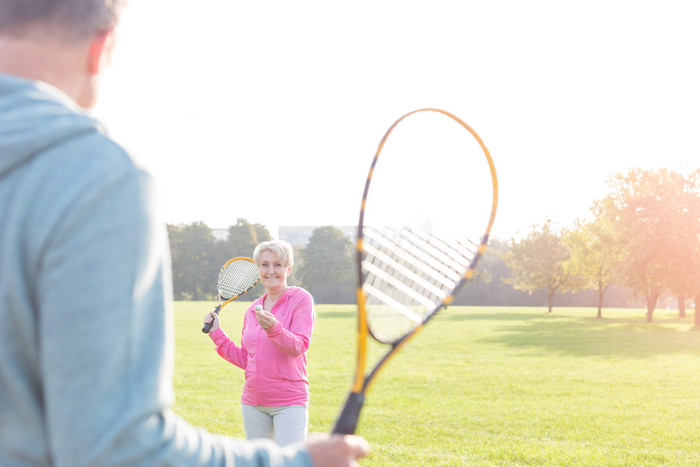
[241,404,309,446]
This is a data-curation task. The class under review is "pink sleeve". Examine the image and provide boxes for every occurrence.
[265,293,315,357]
[209,328,248,369]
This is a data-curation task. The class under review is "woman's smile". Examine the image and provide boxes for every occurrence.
[258,250,291,293]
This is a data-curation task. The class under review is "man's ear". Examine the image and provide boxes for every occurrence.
[87,28,116,75]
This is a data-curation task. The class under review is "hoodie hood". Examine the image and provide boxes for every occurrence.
[0,72,101,179]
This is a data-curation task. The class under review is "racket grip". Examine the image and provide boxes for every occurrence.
[201,306,221,334]
[331,392,365,434]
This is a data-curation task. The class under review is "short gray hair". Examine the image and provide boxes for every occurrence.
[253,240,294,270]
[0,0,128,41]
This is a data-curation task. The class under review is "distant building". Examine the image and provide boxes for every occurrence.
[278,225,356,247]
[211,225,356,247]
[212,228,228,241]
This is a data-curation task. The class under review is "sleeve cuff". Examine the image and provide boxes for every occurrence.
[209,327,227,343]
[264,320,281,336]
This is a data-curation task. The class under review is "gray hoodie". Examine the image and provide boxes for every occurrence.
[0,73,311,466]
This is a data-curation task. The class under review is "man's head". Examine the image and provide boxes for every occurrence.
[0,0,127,42]
[0,0,129,108]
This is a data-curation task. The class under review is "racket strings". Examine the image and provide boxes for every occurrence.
[218,260,259,300]
[401,229,477,276]
[363,235,453,296]
[362,226,479,343]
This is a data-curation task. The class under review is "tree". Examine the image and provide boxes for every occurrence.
[663,169,700,320]
[296,226,354,304]
[563,217,622,318]
[224,219,263,258]
[218,219,272,297]
[455,238,537,306]
[252,223,272,246]
[167,219,274,302]
[167,222,215,300]
[598,168,699,322]
[502,220,574,313]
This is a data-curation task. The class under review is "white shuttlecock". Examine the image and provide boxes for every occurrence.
[254,305,262,312]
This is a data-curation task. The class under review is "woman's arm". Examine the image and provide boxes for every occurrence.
[264,292,315,357]
[210,327,249,369]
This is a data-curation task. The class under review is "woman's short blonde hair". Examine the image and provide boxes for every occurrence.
[253,240,294,269]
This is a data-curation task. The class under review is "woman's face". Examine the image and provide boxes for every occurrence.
[258,249,291,293]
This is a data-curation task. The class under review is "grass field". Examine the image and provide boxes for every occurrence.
[173,302,700,466]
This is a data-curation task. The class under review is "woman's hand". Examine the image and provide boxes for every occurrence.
[203,311,220,332]
[255,307,276,329]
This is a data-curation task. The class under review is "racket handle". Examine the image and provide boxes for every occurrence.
[331,392,365,434]
[201,306,221,334]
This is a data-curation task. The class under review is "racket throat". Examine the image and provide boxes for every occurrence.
[331,392,365,435]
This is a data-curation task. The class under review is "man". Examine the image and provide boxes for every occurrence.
[0,1,368,465]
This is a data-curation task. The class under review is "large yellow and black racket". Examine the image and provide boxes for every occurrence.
[201,257,260,333]
[331,108,498,434]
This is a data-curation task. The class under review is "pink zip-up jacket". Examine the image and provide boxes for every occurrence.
[209,286,315,407]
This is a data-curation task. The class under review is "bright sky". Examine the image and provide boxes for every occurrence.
[94,0,700,240]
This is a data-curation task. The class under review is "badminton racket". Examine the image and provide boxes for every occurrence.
[201,257,260,333]
[331,108,498,434]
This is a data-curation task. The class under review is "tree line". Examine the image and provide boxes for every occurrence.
[168,168,699,324]
[167,220,355,305]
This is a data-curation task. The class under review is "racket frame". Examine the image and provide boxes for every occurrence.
[332,108,498,434]
[201,256,260,333]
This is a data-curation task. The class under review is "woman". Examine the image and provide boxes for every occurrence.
[203,240,315,446]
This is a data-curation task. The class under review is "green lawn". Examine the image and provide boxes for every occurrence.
[173,302,700,466]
